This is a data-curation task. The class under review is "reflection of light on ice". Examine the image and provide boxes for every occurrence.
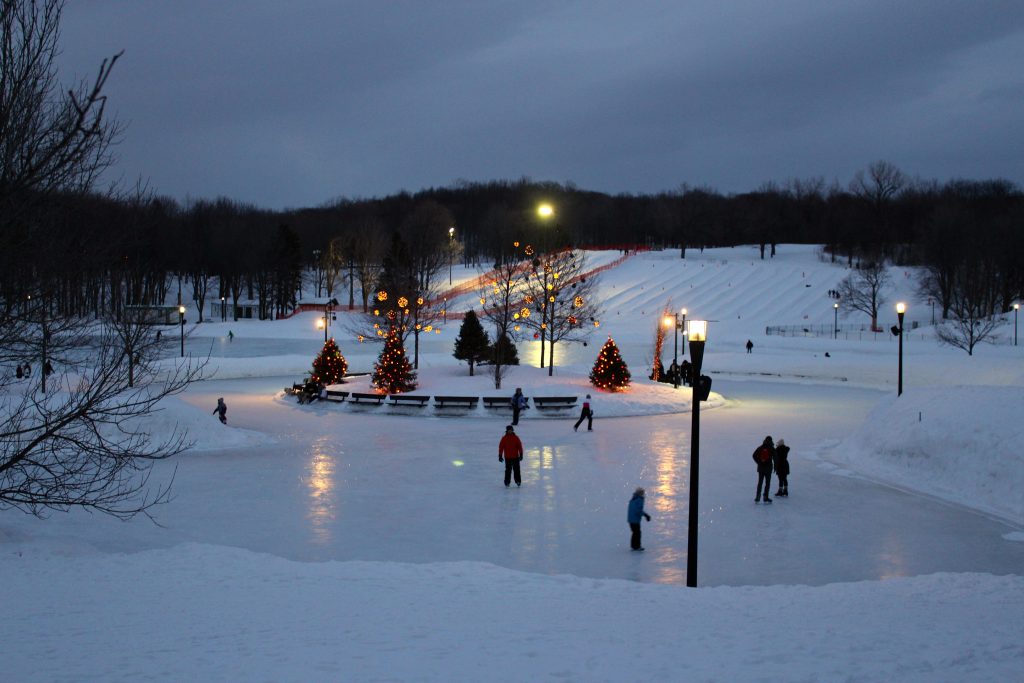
[649,431,681,515]
[306,437,337,545]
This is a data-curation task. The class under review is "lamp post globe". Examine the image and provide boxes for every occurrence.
[833,302,839,340]
[895,302,906,396]
[1014,303,1019,347]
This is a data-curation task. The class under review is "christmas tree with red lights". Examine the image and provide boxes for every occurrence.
[311,338,348,385]
[589,336,631,391]
[372,326,417,393]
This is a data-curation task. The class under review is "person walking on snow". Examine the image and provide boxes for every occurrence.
[498,425,524,487]
[773,438,790,497]
[213,397,228,425]
[627,487,651,551]
[574,394,594,431]
[510,387,528,426]
[753,436,774,503]
[745,339,754,354]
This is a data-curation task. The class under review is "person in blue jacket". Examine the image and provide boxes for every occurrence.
[627,487,652,551]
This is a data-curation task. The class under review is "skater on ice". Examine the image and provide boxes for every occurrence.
[498,424,524,487]
[774,438,790,497]
[627,487,651,551]
[510,387,528,426]
[573,394,594,432]
[753,436,774,503]
[211,397,228,423]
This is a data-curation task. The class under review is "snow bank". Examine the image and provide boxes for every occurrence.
[829,386,1024,525]
[1,542,1021,683]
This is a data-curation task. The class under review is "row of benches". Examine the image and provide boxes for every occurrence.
[305,390,578,410]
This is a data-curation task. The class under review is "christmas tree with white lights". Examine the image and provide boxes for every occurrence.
[589,336,631,391]
[372,326,417,393]
[311,338,348,385]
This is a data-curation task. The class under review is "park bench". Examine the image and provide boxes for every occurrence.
[284,382,305,395]
[479,397,528,409]
[349,392,387,405]
[323,390,348,402]
[433,396,479,409]
[389,394,430,407]
[532,396,578,410]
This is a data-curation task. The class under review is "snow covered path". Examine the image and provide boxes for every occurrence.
[16,376,1022,588]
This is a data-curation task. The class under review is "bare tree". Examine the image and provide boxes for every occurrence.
[837,262,891,331]
[479,242,530,389]
[935,256,1002,355]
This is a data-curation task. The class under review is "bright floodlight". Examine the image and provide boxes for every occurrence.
[178,305,186,314]
[681,308,688,316]
[448,226,455,237]
[537,203,554,219]
[663,316,674,328]
[688,320,708,342]
[317,318,325,329]
[834,303,839,309]
[1015,303,1020,310]
[896,302,906,314]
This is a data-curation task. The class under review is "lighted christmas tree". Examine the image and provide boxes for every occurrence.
[589,336,631,391]
[311,338,348,385]
[372,326,417,393]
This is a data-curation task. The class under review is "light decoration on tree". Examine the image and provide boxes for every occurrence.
[371,326,417,394]
[513,241,520,248]
[377,291,388,302]
[574,295,584,308]
[310,338,348,386]
[398,296,409,308]
[417,297,424,306]
[524,245,534,256]
[589,336,631,392]
[520,307,531,318]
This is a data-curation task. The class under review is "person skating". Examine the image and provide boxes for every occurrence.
[752,436,774,503]
[745,339,754,354]
[774,438,790,497]
[15,364,23,380]
[213,397,228,424]
[627,487,651,551]
[498,425,524,487]
[573,394,594,431]
[510,387,528,426]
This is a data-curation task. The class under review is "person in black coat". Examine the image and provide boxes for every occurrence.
[752,436,774,503]
[774,438,790,497]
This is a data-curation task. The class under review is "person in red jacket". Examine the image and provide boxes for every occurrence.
[498,425,524,487]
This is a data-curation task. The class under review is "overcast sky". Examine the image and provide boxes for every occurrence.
[57,1,1024,209]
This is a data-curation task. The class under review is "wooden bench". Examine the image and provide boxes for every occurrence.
[433,396,479,409]
[482,397,514,409]
[323,390,348,402]
[389,394,430,407]
[284,382,305,395]
[349,392,386,405]
[532,396,578,410]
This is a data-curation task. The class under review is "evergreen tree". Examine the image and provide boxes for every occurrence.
[452,310,491,376]
[491,332,520,366]
[589,337,631,391]
[372,326,417,393]
[311,338,348,385]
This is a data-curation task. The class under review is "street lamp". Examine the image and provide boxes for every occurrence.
[891,302,905,396]
[686,319,708,588]
[833,302,839,339]
[221,296,226,322]
[663,308,687,389]
[1014,303,1019,346]
[322,297,338,342]
[448,226,455,285]
[178,305,186,357]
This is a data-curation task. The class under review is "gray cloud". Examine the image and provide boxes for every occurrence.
[57,0,1024,208]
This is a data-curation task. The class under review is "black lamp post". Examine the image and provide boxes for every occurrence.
[686,319,708,588]
[221,296,226,322]
[1015,303,1019,346]
[891,302,905,396]
[448,227,455,285]
[664,308,687,389]
[178,305,186,357]
[833,302,839,339]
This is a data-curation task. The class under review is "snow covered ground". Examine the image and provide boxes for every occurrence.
[2,245,1022,681]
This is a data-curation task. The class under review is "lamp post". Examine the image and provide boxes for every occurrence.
[221,296,226,322]
[448,226,455,285]
[1014,303,1019,346]
[178,305,186,357]
[833,302,839,339]
[313,248,322,297]
[893,302,905,396]
[322,297,338,342]
[686,319,707,588]
[663,315,677,388]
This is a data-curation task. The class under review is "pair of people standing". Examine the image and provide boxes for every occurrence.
[752,436,790,503]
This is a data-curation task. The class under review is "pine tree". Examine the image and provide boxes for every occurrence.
[311,338,348,385]
[491,332,519,366]
[372,326,417,393]
[452,310,490,376]
[589,337,631,391]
